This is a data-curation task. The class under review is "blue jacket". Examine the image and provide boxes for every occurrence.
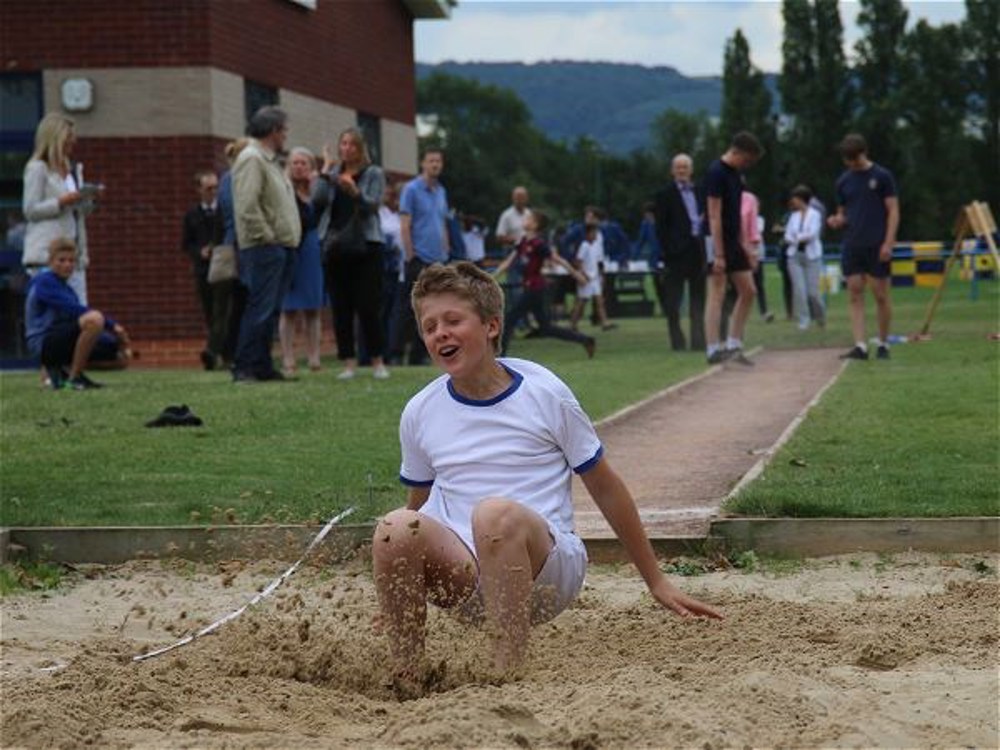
[24,270,116,357]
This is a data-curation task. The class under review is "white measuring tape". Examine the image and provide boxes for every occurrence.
[132,506,356,663]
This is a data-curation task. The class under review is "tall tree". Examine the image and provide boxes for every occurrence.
[779,0,851,209]
[853,0,909,169]
[720,29,780,224]
[899,20,971,237]
[964,0,1000,210]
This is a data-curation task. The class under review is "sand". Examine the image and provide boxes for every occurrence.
[2,550,997,749]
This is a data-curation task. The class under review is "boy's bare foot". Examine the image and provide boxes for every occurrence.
[388,659,447,701]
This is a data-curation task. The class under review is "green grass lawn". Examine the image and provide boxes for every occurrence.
[1,266,997,526]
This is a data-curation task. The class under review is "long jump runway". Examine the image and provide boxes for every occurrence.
[573,348,847,538]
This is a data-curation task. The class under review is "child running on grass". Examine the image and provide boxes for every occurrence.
[372,261,721,692]
[495,209,597,358]
[569,219,616,332]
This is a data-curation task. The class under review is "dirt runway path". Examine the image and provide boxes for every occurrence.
[574,348,846,537]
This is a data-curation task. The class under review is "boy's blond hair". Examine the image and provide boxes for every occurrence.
[411,262,505,353]
[48,236,76,261]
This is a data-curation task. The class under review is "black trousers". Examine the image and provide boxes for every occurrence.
[327,244,384,361]
[392,257,431,365]
[657,255,707,351]
[501,286,592,355]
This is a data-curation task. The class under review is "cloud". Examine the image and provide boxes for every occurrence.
[415,0,967,76]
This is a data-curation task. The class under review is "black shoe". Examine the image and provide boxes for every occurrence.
[259,370,297,382]
[707,350,729,365]
[839,346,869,361]
[45,366,67,390]
[728,349,755,366]
[76,372,104,389]
[67,374,103,390]
[876,345,890,360]
[145,404,203,428]
[200,349,217,371]
[232,371,259,384]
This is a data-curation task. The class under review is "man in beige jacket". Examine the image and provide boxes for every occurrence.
[231,106,301,382]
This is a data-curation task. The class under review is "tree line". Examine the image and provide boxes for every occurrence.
[417,0,997,247]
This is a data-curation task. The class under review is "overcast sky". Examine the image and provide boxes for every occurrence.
[414,1,968,77]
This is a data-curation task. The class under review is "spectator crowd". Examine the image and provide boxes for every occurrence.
[20,103,902,387]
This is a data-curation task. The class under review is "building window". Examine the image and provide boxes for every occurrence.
[244,80,279,127]
[357,113,382,166]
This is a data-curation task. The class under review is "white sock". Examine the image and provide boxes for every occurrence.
[856,341,868,352]
[875,338,887,348]
[726,337,742,351]
[707,343,720,356]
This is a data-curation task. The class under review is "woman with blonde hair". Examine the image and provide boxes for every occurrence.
[22,112,100,303]
[279,146,326,374]
[315,127,388,380]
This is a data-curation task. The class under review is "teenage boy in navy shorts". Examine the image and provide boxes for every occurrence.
[372,261,721,691]
[703,131,763,366]
[827,133,900,360]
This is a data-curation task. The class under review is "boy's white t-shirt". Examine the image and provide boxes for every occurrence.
[576,237,603,282]
[399,357,603,555]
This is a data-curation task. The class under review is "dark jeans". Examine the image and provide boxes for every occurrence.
[393,257,431,365]
[777,249,793,318]
[209,279,238,360]
[233,245,295,378]
[327,244,384,361]
[501,286,593,355]
[657,256,707,351]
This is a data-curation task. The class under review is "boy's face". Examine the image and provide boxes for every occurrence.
[522,212,537,233]
[417,292,499,378]
[50,251,76,280]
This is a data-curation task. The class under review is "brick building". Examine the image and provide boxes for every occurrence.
[0,0,451,364]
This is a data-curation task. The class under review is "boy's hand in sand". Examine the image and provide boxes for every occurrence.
[650,578,724,620]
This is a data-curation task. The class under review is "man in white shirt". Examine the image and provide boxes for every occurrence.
[494,186,530,249]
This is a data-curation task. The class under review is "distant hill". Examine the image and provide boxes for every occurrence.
[416,61,779,154]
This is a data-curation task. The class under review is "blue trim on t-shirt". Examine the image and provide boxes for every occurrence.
[399,474,435,487]
[573,445,604,474]
[446,363,524,406]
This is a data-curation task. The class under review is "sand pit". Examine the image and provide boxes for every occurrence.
[1,551,997,749]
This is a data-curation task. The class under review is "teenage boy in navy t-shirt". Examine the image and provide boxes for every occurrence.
[703,131,764,365]
[827,133,900,360]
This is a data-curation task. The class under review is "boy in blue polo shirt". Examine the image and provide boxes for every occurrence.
[827,133,899,360]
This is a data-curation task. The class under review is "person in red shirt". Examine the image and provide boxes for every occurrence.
[495,210,595,357]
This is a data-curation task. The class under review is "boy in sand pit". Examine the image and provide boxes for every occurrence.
[373,262,721,685]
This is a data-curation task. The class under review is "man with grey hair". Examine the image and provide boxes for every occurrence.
[495,185,530,247]
[231,105,301,382]
[653,153,707,351]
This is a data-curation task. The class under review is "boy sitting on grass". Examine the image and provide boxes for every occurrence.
[373,261,720,690]
[24,237,131,389]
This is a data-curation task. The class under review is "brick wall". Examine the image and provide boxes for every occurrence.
[76,136,230,340]
[1,0,419,343]
[2,0,416,123]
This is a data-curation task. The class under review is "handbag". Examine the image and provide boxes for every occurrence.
[321,166,371,262]
[207,244,238,283]
[322,207,370,263]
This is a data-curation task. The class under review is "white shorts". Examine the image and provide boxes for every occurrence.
[451,526,588,626]
[577,278,602,299]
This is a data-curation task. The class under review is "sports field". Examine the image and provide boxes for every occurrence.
[1,267,997,748]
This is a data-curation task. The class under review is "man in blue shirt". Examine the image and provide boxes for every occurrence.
[395,147,450,365]
[827,133,899,361]
[24,237,131,389]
